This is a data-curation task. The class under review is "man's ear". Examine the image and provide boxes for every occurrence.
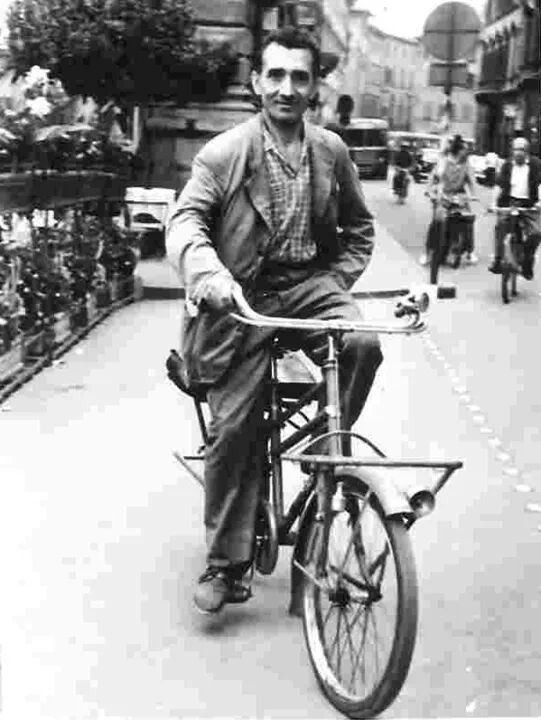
[251,70,261,97]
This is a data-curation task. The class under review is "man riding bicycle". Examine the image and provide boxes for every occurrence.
[391,143,414,197]
[166,27,382,615]
[488,137,541,280]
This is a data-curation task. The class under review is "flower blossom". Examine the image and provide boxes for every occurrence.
[26,96,52,118]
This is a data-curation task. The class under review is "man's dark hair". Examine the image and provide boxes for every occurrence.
[253,25,321,79]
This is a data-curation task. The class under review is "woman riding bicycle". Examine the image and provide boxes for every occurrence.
[421,134,478,267]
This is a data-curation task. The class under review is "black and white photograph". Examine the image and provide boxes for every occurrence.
[0,0,540,717]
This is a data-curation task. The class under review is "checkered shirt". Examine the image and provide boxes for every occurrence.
[262,125,316,265]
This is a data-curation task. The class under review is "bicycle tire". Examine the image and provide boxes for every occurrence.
[430,227,444,284]
[501,268,510,304]
[511,272,518,297]
[301,475,418,719]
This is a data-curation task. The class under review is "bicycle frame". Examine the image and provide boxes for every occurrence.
[171,288,463,614]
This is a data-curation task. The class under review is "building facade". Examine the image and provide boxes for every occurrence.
[342,6,419,130]
[342,3,478,137]
[412,47,478,140]
[143,0,355,188]
[475,0,540,157]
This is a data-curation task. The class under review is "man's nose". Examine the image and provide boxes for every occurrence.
[278,74,294,96]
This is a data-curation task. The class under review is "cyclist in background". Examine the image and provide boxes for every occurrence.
[421,134,478,266]
[488,137,541,280]
[391,143,414,200]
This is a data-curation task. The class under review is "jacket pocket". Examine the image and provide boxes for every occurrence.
[182,311,243,386]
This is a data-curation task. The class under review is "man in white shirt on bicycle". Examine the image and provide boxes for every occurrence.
[488,137,541,279]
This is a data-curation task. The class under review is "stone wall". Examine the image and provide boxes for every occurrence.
[142,0,256,190]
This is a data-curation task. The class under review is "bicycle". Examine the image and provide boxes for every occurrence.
[493,207,533,304]
[167,286,462,719]
[427,193,478,285]
[392,168,410,204]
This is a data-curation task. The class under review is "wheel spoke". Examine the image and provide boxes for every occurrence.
[350,603,371,690]
[369,608,381,680]
[302,487,417,716]
[369,543,390,587]
[337,491,372,578]
[335,609,343,680]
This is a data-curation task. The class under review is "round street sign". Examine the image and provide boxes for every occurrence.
[422,1,481,62]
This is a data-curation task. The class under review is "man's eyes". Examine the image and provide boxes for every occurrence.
[266,69,310,83]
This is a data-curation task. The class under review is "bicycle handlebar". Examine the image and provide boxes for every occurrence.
[230,286,428,335]
[493,206,538,214]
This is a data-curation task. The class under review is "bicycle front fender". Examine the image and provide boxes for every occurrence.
[334,466,414,518]
[288,468,414,617]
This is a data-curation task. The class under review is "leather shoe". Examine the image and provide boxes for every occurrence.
[226,562,253,603]
[193,567,229,614]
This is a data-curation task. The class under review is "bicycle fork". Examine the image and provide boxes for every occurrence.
[314,333,347,576]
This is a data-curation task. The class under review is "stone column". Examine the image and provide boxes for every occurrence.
[142,0,258,190]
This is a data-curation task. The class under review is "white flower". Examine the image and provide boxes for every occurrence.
[26,96,52,118]
[23,65,50,90]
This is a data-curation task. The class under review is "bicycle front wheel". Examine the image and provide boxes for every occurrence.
[501,269,510,303]
[301,477,418,719]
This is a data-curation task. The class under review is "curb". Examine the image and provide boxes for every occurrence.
[139,221,433,301]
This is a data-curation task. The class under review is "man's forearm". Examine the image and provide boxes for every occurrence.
[166,157,229,302]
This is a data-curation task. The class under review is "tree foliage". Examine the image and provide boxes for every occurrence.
[7,0,239,105]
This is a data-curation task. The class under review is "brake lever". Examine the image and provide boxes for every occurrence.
[394,291,429,319]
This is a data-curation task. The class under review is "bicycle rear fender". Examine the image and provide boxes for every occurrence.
[288,468,413,617]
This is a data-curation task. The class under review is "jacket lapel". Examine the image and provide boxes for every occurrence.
[244,116,273,232]
[306,123,334,220]
[243,116,335,228]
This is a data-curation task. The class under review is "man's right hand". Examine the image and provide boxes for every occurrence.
[198,272,240,312]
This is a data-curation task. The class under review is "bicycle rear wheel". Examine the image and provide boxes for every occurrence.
[301,475,418,719]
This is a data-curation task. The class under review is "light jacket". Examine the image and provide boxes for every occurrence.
[166,113,375,386]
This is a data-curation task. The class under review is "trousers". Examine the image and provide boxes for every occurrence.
[203,272,383,567]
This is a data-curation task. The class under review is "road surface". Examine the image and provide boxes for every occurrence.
[1,185,540,719]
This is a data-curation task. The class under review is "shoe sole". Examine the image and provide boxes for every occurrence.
[193,598,225,615]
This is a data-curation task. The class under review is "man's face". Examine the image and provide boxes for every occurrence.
[252,42,317,126]
[513,143,528,164]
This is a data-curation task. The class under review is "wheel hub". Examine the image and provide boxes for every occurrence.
[329,584,351,608]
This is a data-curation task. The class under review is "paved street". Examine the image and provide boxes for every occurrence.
[1,186,541,719]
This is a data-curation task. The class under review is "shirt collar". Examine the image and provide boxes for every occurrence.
[262,115,307,166]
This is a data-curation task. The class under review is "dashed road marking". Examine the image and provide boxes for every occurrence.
[422,329,537,517]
